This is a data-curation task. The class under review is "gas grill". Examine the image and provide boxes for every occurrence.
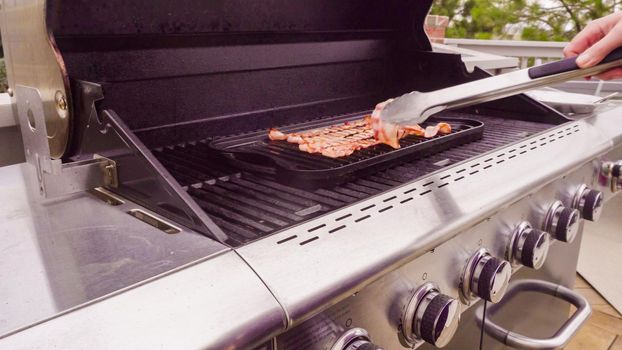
[4,1,622,349]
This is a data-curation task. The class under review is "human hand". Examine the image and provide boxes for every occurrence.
[564,12,622,80]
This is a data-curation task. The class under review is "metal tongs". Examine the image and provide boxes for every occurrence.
[380,48,622,125]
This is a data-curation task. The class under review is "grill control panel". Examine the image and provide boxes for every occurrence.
[275,154,603,350]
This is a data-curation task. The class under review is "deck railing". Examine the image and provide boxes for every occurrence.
[441,38,622,97]
[444,38,567,68]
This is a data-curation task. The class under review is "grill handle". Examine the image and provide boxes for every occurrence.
[475,279,591,350]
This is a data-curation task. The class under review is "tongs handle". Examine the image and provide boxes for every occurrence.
[528,47,622,79]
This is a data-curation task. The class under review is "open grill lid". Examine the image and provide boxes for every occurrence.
[30,0,568,244]
[46,0,562,152]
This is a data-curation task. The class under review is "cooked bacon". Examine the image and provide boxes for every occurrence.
[438,122,452,134]
[403,124,425,137]
[424,125,440,138]
[267,108,452,158]
[268,128,288,141]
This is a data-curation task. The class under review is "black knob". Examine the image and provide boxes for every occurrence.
[545,201,581,243]
[418,293,461,347]
[581,189,604,222]
[554,207,580,242]
[475,256,512,303]
[522,229,549,269]
[510,222,550,270]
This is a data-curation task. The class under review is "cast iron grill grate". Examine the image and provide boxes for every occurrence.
[153,114,554,246]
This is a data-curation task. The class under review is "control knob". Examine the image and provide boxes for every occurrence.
[402,283,460,348]
[331,328,383,350]
[601,161,622,192]
[572,185,604,222]
[508,221,550,270]
[544,200,581,243]
[461,248,512,304]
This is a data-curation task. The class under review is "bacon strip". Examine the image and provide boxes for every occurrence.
[267,110,452,158]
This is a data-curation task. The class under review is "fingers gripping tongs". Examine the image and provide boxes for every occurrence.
[380,48,622,125]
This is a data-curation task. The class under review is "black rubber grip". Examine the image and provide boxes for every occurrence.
[478,257,501,302]
[521,229,542,268]
[528,46,622,79]
[556,208,575,242]
[583,190,600,221]
[420,294,452,345]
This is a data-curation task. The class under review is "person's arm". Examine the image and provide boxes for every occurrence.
[564,12,622,80]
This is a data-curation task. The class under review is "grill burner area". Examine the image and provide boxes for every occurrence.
[153,114,554,246]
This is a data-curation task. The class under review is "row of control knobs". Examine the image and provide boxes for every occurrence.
[332,184,605,350]
[403,185,604,348]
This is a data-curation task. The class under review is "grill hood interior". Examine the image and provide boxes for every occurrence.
[47,0,564,154]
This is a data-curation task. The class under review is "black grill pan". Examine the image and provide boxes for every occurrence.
[209,112,484,189]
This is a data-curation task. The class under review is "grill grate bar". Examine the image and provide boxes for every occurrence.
[192,195,274,233]
[216,181,309,212]
[196,185,303,223]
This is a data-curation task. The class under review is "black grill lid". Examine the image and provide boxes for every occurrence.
[47,0,565,155]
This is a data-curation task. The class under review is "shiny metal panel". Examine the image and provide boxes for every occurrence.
[0,163,228,337]
[0,0,71,158]
[238,115,613,327]
[275,162,594,349]
[0,251,286,350]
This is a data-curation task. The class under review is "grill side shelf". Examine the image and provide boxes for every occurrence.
[209,115,484,189]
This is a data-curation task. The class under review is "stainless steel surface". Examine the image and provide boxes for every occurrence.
[380,58,622,126]
[476,280,591,350]
[238,116,610,328]
[0,251,286,350]
[543,200,580,243]
[0,0,71,158]
[507,221,550,270]
[0,163,232,337]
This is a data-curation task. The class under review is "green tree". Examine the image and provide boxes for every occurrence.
[431,0,620,41]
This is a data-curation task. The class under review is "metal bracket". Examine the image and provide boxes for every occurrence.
[16,85,118,198]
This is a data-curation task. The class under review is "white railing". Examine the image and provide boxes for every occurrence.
[444,38,567,68]
[440,38,622,97]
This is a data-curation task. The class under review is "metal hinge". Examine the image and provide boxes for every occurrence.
[16,85,118,198]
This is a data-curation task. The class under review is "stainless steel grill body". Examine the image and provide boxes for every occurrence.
[3,0,622,349]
